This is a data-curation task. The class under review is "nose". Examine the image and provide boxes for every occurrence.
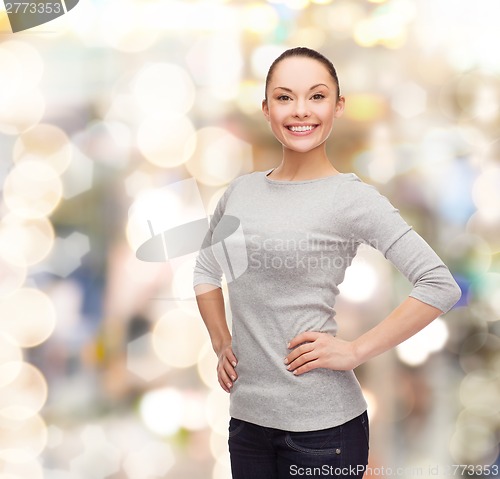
[293,98,310,118]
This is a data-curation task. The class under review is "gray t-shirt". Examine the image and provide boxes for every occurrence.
[193,168,461,432]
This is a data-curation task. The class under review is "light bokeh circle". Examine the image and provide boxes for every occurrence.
[0,414,48,463]
[0,258,26,299]
[131,62,195,116]
[0,89,45,136]
[3,161,62,219]
[136,114,196,168]
[13,124,72,175]
[184,127,252,187]
[0,362,48,420]
[0,334,23,388]
[0,214,55,268]
[0,288,56,348]
[152,309,209,369]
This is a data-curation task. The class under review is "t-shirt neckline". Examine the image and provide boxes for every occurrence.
[264,168,353,184]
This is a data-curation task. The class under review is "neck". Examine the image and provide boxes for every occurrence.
[272,145,339,180]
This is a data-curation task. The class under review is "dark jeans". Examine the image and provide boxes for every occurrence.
[228,411,369,479]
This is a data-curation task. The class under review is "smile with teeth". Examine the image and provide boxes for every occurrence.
[287,125,318,132]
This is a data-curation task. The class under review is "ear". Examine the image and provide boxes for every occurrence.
[334,96,345,118]
[262,99,270,121]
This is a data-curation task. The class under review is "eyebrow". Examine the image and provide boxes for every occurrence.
[273,83,330,92]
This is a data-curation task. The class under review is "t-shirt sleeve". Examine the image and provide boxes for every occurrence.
[337,179,462,314]
[192,175,245,290]
[385,229,462,314]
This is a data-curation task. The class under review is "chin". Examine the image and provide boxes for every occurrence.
[281,145,322,155]
[283,139,326,151]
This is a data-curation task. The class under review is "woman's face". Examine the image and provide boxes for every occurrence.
[262,56,344,155]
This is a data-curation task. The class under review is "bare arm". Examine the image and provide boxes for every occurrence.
[284,297,444,374]
[194,284,238,392]
[353,296,442,364]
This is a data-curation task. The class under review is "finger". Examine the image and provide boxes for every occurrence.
[288,331,320,349]
[226,348,238,368]
[287,350,317,371]
[284,342,314,365]
[218,364,234,389]
[291,359,319,376]
[218,375,230,393]
[223,359,238,381]
[218,371,233,391]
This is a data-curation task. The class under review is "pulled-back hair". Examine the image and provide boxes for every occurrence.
[264,47,341,102]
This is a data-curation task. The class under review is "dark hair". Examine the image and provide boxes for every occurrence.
[264,47,341,102]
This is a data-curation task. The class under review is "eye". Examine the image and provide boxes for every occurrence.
[311,93,325,100]
[277,94,291,101]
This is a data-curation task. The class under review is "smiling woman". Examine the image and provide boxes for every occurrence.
[261,50,345,172]
[193,46,461,479]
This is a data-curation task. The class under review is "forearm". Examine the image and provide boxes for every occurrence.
[352,296,444,366]
[194,284,231,355]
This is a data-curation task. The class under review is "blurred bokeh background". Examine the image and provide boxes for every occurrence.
[0,0,499,477]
